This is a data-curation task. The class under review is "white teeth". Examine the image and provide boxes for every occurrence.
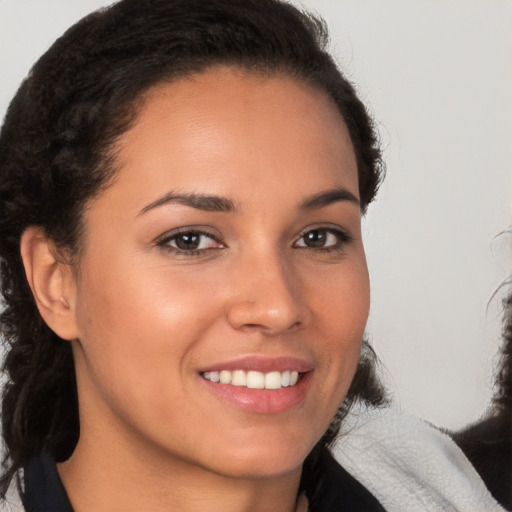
[247,371,265,389]
[203,369,302,389]
[231,370,247,386]
[219,370,231,384]
[265,371,281,390]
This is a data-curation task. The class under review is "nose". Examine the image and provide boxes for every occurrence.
[226,250,309,336]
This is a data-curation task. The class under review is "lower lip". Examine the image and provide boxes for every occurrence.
[200,372,312,414]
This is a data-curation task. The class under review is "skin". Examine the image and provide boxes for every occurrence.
[24,67,370,511]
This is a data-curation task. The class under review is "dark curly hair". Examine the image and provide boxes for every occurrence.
[452,291,512,509]
[0,0,385,500]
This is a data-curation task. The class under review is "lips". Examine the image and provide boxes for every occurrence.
[199,355,313,374]
[199,356,313,414]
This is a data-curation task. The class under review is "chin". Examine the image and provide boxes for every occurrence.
[205,433,315,479]
[215,454,306,480]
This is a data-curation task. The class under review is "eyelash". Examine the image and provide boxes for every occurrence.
[295,227,353,253]
[156,228,222,257]
[155,226,353,257]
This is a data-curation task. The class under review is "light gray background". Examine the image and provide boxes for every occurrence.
[1,0,511,430]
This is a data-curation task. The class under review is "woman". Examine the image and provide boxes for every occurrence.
[0,0,386,510]
[0,1,503,511]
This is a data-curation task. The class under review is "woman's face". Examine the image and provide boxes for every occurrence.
[69,67,370,479]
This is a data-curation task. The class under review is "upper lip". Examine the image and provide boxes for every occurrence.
[198,356,314,374]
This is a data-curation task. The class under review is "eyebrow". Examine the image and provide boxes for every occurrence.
[138,192,238,216]
[138,186,359,217]
[299,187,360,210]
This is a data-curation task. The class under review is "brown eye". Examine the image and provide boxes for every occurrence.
[294,228,352,250]
[158,230,223,253]
[174,232,201,250]
[302,229,328,248]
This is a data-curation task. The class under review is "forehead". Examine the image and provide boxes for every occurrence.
[107,66,358,212]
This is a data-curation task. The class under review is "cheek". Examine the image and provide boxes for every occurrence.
[72,267,208,435]
[73,257,222,388]
[77,251,217,334]
[308,256,370,398]
[309,255,370,342]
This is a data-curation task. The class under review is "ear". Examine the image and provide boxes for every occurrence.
[20,227,79,341]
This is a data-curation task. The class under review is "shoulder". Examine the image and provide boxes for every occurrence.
[334,403,507,512]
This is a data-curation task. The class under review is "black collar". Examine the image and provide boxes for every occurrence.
[22,453,73,512]
[306,449,386,511]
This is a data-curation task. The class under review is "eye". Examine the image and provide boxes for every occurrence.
[294,228,352,250]
[157,230,223,254]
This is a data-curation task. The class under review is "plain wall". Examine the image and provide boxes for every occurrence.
[1,0,511,430]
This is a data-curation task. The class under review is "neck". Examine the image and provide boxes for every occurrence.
[58,427,303,512]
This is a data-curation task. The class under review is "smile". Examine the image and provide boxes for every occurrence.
[202,370,300,390]
[199,357,313,413]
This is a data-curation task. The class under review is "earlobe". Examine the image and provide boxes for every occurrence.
[20,227,79,341]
